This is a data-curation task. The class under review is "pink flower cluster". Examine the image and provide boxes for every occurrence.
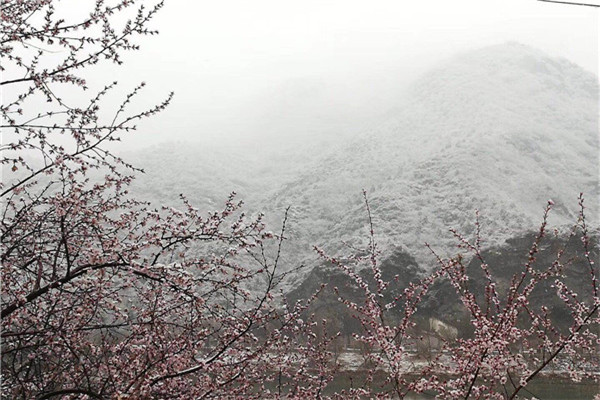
[316,193,599,399]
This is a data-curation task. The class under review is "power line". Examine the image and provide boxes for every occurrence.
[537,0,600,7]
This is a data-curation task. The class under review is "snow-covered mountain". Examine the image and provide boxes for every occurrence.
[128,42,598,279]
[264,42,599,271]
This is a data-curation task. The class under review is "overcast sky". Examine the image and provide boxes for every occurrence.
[95,0,599,150]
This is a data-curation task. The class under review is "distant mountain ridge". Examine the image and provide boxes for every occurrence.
[127,43,599,283]
[262,42,598,272]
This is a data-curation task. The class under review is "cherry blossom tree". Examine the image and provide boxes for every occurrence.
[3,1,598,399]
[1,1,330,398]
[316,191,599,399]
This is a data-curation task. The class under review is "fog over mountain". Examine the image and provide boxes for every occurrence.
[128,42,598,284]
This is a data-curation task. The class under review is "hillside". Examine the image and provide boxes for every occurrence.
[287,230,600,339]
[263,42,599,273]
[126,42,598,285]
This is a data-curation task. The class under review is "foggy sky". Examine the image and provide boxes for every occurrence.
[90,0,599,150]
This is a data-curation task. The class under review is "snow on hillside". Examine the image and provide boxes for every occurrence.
[127,42,598,283]
[263,42,599,272]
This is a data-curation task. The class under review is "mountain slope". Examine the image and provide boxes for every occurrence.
[125,42,598,283]
[265,42,599,271]
[287,231,600,338]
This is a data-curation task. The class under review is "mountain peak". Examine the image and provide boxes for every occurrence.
[409,42,598,102]
[265,43,598,269]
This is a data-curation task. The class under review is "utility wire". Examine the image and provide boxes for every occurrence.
[537,0,600,7]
